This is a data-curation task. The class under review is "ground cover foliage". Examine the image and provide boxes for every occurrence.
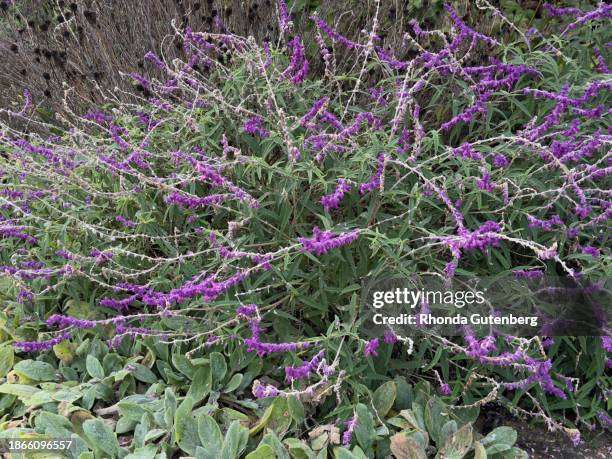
[0,1,610,458]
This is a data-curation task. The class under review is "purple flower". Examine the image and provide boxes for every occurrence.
[100,295,138,312]
[144,51,166,71]
[311,15,365,50]
[14,332,72,353]
[492,154,510,168]
[128,72,151,90]
[454,143,483,161]
[527,214,564,232]
[601,336,612,352]
[342,416,357,446]
[384,330,397,345]
[299,97,329,128]
[280,36,309,85]
[512,269,544,279]
[298,227,360,256]
[364,338,379,357]
[597,411,612,427]
[439,383,451,395]
[285,350,328,382]
[47,314,97,329]
[581,245,600,257]
[278,0,292,33]
[320,179,351,210]
[475,172,494,192]
[594,47,610,74]
[116,215,136,229]
[360,153,386,195]
[243,117,270,138]
[244,318,311,357]
[237,304,258,318]
[253,382,280,398]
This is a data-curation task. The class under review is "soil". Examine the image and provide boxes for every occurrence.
[476,404,612,459]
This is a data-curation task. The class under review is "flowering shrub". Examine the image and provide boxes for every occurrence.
[0,1,610,457]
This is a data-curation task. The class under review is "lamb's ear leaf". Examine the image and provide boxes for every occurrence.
[372,380,397,418]
[354,403,376,451]
[175,396,200,455]
[82,419,119,457]
[197,413,223,457]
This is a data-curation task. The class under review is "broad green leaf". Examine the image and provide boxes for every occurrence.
[164,387,177,429]
[219,420,248,459]
[283,438,316,459]
[481,426,517,448]
[262,431,291,459]
[224,373,243,393]
[86,355,105,379]
[130,363,158,384]
[210,352,227,382]
[333,447,359,459]
[473,441,487,459]
[373,381,396,418]
[83,419,119,457]
[0,384,40,400]
[287,394,305,424]
[187,365,212,402]
[0,345,14,378]
[197,413,223,457]
[245,444,276,459]
[124,444,158,459]
[175,396,200,455]
[354,404,376,452]
[424,397,446,447]
[436,423,472,459]
[389,433,427,459]
[14,360,56,381]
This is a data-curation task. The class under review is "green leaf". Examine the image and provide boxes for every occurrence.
[333,447,359,459]
[164,387,177,429]
[389,433,427,459]
[473,442,487,459]
[197,413,223,458]
[86,355,105,379]
[262,431,291,459]
[283,438,316,459]
[14,360,56,381]
[130,363,158,384]
[246,444,276,459]
[35,411,73,433]
[0,384,40,400]
[187,365,212,402]
[124,444,158,459]
[83,419,119,457]
[393,377,413,410]
[175,396,200,455]
[134,413,153,449]
[424,397,446,447]
[354,404,376,451]
[373,381,397,418]
[436,423,473,459]
[210,352,227,382]
[224,373,243,393]
[481,426,517,448]
[0,345,14,378]
[219,420,248,459]
[287,395,305,424]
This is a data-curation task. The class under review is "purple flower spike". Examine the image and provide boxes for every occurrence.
[298,227,360,256]
[243,116,270,138]
[343,416,357,446]
[320,179,351,211]
[364,338,379,357]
